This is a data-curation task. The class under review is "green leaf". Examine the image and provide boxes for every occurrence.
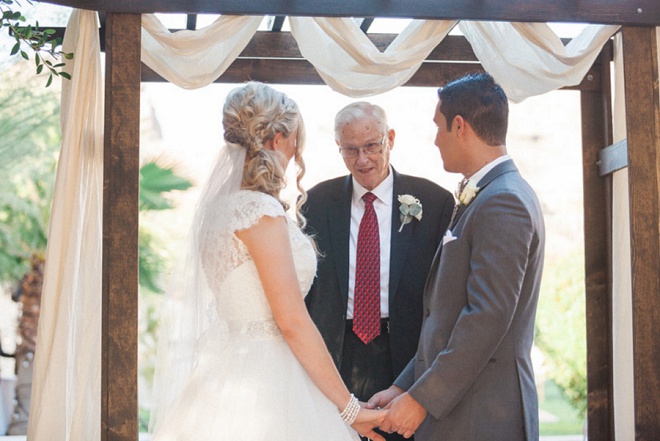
[10,41,19,55]
[20,50,28,60]
[44,28,55,35]
[34,52,39,65]
[139,161,193,211]
[59,71,71,80]
[35,63,43,74]
[45,73,52,87]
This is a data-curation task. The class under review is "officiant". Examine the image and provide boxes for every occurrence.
[303,102,454,440]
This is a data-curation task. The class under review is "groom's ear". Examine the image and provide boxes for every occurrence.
[453,115,466,135]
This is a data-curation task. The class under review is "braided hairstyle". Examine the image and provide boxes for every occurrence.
[222,82,308,226]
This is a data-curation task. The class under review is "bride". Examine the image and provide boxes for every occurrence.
[149,82,386,440]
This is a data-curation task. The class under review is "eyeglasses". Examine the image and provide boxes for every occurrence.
[339,135,387,159]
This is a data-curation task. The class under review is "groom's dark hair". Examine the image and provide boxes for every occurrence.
[437,72,508,146]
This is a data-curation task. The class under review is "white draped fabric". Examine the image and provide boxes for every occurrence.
[460,21,620,101]
[289,18,456,97]
[28,10,619,440]
[141,14,263,89]
[27,9,103,441]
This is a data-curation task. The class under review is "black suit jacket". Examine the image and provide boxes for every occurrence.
[303,168,454,377]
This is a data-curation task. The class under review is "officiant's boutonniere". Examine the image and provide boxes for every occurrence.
[456,180,480,206]
[398,194,423,232]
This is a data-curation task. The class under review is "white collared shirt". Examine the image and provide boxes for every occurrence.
[347,167,393,319]
[467,154,511,188]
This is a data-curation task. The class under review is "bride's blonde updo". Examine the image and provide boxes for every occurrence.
[222,82,308,225]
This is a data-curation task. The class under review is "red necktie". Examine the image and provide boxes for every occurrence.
[353,192,381,344]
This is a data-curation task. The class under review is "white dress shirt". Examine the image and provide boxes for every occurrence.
[347,167,393,319]
[468,154,511,187]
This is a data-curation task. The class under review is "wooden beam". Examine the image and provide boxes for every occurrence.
[49,27,613,70]
[139,37,608,92]
[581,46,614,440]
[360,18,374,33]
[185,14,197,30]
[621,26,660,441]
[235,33,484,61]
[41,0,660,26]
[141,58,603,91]
[269,15,286,32]
[50,27,611,91]
[102,12,141,441]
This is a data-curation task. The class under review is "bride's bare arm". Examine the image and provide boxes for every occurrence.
[236,215,385,439]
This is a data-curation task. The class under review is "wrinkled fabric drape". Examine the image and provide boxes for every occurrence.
[460,21,620,101]
[141,14,263,89]
[28,10,620,440]
[140,15,618,101]
[27,9,103,441]
[289,17,456,97]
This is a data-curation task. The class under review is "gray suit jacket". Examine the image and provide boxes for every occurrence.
[395,159,545,441]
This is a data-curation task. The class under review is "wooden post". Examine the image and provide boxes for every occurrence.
[102,13,141,441]
[621,26,660,440]
[580,45,614,441]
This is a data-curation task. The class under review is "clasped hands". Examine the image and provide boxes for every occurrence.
[352,385,427,441]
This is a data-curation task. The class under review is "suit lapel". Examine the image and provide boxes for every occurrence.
[388,169,412,304]
[476,159,518,192]
[430,160,519,294]
[328,176,353,307]
[451,159,519,230]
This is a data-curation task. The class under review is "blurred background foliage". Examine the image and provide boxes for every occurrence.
[536,250,588,434]
[1,0,72,86]
[0,60,192,433]
[0,61,58,287]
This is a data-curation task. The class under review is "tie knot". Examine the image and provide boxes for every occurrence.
[458,178,468,194]
[362,192,377,205]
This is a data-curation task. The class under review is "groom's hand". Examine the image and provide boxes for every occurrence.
[379,392,426,439]
[352,406,387,441]
[366,385,404,409]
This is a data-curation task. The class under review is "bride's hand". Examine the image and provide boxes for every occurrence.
[351,407,387,441]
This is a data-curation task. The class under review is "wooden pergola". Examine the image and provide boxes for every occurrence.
[40,1,660,440]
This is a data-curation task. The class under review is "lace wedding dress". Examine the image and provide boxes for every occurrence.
[151,190,359,441]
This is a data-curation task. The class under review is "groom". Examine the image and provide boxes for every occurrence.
[369,73,545,441]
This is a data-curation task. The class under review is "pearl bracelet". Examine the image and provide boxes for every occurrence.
[340,393,360,425]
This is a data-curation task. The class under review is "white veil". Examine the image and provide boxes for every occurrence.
[149,142,246,432]
[149,81,305,433]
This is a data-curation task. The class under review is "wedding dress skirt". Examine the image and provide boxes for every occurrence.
[151,191,359,441]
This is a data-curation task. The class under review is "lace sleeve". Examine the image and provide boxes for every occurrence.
[227,190,286,234]
[198,190,286,294]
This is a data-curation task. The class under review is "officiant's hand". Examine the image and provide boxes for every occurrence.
[366,384,404,409]
[379,392,426,439]
[352,406,387,441]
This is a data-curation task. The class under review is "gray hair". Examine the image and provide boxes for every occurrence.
[334,102,389,142]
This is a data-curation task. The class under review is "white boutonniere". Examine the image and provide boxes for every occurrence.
[456,180,480,206]
[398,194,423,232]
